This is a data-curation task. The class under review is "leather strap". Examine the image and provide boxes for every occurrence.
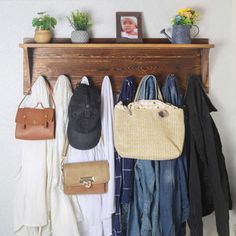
[18,78,56,109]
[61,137,69,169]
[62,138,69,158]
[61,134,103,168]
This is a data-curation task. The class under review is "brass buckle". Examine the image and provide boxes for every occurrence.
[80,176,95,188]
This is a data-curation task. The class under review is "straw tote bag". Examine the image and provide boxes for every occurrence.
[114,75,185,160]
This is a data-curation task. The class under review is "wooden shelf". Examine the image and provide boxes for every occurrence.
[19,38,214,94]
[20,38,214,49]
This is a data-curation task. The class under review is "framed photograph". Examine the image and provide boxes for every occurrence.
[116,12,142,43]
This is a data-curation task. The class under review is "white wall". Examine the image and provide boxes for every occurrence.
[0,0,235,235]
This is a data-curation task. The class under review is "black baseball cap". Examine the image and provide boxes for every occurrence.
[67,83,101,150]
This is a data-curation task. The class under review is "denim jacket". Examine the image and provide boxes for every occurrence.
[160,74,189,236]
[128,75,189,236]
[128,75,161,236]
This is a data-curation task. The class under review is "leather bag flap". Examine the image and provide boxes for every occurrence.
[63,160,109,187]
[15,108,54,125]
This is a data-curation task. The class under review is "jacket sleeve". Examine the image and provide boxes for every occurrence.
[187,137,204,236]
[101,76,115,221]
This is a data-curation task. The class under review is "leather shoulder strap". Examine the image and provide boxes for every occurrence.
[18,78,56,109]
[61,138,69,171]
[62,138,69,158]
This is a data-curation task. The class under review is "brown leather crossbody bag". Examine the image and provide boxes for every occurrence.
[61,138,110,195]
[15,83,55,140]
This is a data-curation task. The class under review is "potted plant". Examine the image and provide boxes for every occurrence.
[32,12,57,43]
[160,8,199,44]
[67,10,92,43]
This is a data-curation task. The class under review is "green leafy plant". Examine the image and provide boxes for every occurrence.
[32,12,57,31]
[67,10,92,31]
[171,8,199,25]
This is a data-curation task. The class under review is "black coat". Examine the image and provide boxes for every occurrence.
[184,76,232,236]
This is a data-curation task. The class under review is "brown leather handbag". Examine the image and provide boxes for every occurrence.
[61,138,110,195]
[15,85,55,140]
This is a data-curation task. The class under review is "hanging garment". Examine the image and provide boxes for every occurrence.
[49,75,82,236]
[112,76,136,236]
[14,76,53,236]
[67,76,115,236]
[128,75,190,236]
[159,74,189,236]
[185,76,232,236]
[128,75,162,236]
[14,75,83,236]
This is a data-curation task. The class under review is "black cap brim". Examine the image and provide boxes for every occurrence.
[67,121,101,150]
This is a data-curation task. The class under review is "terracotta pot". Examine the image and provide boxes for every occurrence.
[34,30,52,43]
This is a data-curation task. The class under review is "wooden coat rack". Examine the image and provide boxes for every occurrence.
[19,38,214,94]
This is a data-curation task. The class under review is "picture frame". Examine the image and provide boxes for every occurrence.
[116,12,143,43]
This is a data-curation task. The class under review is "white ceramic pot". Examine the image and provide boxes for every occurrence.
[71,31,89,43]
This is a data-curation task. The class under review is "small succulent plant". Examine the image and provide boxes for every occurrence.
[32,12,57,31]
[67,10,92,31]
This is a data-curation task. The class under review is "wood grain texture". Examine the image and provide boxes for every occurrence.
[20,38,214,94]
[23,48,31,93]
[201,48,210,93]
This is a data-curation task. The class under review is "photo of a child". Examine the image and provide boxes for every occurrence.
[116,12,142,42]
[121,16,138,39]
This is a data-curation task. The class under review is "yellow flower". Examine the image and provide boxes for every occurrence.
[183,12,192,18]
[178,8,192,14]
[173,8,199,25]
[178,9,185,15]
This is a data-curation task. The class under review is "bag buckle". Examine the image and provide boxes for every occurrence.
[80,176,95,188]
